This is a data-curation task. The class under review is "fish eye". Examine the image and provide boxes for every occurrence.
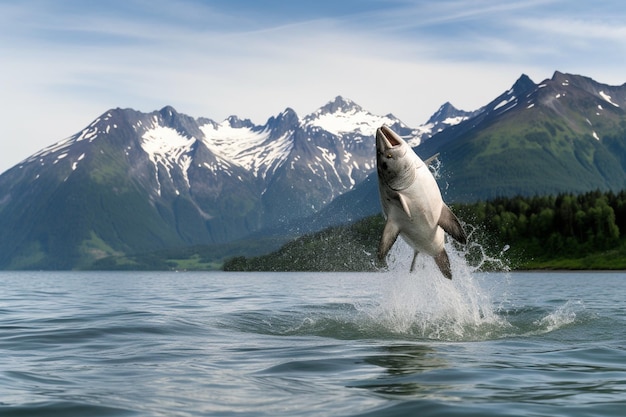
[386,153,393,158]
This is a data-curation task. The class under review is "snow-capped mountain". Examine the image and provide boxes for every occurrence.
[401,71,626,202]
[303,72,626,235]
[419,102,480,141]
[200,114,292,181]
[4,71,625,270]
[303,96,404,136]
[2,96,468,269]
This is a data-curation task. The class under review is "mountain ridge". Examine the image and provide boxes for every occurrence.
[301,71,626,234]
[3,71,626,270]
[1,94,472,269]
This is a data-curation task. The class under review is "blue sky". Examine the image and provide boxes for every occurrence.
[1,0,626,173]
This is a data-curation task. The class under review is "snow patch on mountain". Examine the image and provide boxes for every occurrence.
[413,101,479,146]
[24,136,75,166]
[442,116,467,125]
[494,96,516,111]
[141,126,195,195]
[200,123,268,162]
[304,97,397,136]
[308,110,397,136]
[200,122,293,179]
[599,91,620,107]
[76,126,99,142]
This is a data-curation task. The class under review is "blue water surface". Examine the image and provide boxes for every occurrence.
[0,268,625,417]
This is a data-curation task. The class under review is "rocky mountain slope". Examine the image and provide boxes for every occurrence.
[307,72,626,232]
[3,71,625,270]
[0,96,469,269]
[418,71,626,201]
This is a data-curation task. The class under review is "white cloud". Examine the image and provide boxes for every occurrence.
[1,0,625,173]
[515,16,626,45]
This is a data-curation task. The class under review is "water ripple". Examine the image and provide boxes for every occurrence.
[1,271,625,417]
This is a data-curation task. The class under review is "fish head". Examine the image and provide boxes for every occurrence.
[376,125,420,190]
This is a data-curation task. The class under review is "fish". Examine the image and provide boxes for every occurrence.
[376,125,467,279]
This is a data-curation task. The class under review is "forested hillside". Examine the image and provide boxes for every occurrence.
[224,190,626,271]
[456,190,626,268]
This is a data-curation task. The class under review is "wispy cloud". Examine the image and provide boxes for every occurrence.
[1,0,625,173]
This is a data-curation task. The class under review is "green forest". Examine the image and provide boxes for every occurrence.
[224,189,626,271]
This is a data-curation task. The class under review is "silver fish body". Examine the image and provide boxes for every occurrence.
[376,125,466,279]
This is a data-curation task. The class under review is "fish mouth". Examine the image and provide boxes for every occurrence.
[376,125,402,150]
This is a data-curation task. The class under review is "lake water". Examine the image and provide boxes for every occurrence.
[1,251,625,416]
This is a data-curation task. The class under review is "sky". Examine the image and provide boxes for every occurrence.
[1,0,626,174]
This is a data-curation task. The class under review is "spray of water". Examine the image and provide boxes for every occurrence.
[366,239,510,341]
[356,156,511,341]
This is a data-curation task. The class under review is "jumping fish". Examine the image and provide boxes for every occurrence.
[376,125,466,279]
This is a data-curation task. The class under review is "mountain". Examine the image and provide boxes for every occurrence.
[413,101,480,145]
[0,96,429,269]
[3,71,626,270]
[258,97,411,224]
[308,72,626,229]
[416,71,626,201]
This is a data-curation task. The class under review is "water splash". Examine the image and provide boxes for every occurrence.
[358,156,513,341]
[462,222,511,272]
[535,300,581,331]
[368,240,509,341]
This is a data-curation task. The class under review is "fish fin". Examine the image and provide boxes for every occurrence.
[434,249,452,280]
[423,153,440,167]
[438,204,467,244]
[377,219,400,262]
[398,193,411,218]
[409,250,419,272]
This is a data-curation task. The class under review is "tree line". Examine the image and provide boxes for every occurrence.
[455,189,626,265]
[224,189,626,271]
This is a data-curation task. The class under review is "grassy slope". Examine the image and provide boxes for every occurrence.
[515,237,626,270]
[442,111,624,202]
[87,235,290,270]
